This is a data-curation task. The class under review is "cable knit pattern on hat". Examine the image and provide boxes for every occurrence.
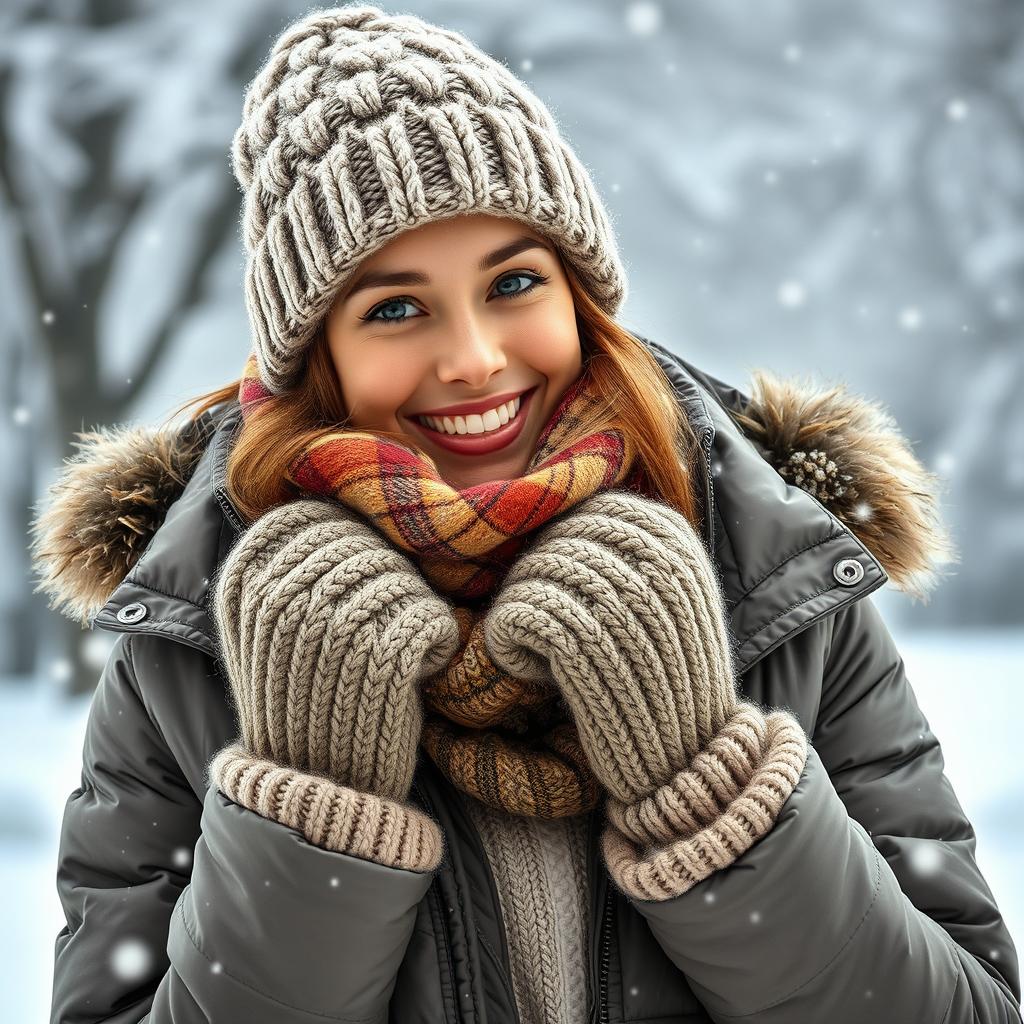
[483,489,810,900]
[208,497,462,872]
[231,3,627,392]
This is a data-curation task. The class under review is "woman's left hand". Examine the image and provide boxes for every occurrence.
[484,488,807,896]
[483,488,749,804]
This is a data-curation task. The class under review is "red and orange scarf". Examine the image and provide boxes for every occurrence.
[239,352,652,818]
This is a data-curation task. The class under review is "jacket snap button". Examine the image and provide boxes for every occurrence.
[833,558,865,586]
[116,602,149,624]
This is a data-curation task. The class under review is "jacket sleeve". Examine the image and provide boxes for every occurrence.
[51,632,438,1024]
[603,596,1022,1023]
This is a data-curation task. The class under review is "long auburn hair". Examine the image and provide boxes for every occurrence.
[165,253,704,530]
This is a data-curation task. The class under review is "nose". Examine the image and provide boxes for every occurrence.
[436,320,507,387]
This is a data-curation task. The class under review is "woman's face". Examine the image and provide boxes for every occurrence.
[325,212,583,489]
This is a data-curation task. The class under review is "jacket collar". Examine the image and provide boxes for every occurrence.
[32,333,955,674]
[640,333,890,668]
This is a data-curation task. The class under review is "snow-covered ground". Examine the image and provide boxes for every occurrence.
[4,630,1022,1022]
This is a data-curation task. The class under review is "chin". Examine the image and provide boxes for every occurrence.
[442,456,525,490]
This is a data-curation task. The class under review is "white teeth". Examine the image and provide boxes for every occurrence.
[418,394,524,436]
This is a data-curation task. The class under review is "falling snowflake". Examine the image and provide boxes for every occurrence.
[110,938,153,982]
[783,43,802,63]
[211,961,223,974]
[82,631,115,671]
[946,98,969,121]
[763,169,779,186]
[51,658,72,683]
[777,281,806,309]
[749,910,761,924]
[908,843,943,876]
[626,2,662,35]
[898,307,922,331]
[520,58,532,72]
[172,846,193,870]
[41,310,55,325]
[12,405,30,425]
[703,890,716,904]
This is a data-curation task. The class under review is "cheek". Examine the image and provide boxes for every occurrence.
[336,350,423,426]
[512,314,582,382]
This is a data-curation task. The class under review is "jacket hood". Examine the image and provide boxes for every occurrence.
[28,347,958,633]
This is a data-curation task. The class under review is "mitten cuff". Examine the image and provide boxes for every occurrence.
[600,703,807,901]
[210,744,445,873]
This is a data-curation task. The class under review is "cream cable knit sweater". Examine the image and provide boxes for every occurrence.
[461,798,592,1024]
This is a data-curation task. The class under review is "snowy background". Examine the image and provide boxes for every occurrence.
[2,0,1022,1020]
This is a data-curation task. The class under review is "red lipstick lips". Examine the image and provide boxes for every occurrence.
[407,386,539,457]
[413,388,530,418]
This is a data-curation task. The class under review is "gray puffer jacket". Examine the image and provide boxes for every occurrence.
[36,334,1021,1023]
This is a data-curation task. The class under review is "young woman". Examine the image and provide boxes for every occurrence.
[35,6,1020,1023]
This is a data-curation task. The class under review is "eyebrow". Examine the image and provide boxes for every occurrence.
[341,235,554,303]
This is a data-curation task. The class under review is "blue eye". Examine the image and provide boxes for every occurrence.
[360,271,549,327]
[362,297,421,326]
[493,272,544,299]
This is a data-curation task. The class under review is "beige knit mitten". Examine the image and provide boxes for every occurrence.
[208,498,461,872]
[484,489,808,900]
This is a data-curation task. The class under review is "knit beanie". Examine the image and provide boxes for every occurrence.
[232,3,628,393]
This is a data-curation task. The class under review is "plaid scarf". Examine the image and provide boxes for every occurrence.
[238,352,651,818]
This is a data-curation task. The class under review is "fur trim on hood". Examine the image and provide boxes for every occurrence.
[727,369,958,603]
[28,419,213,628]
[28,374,958,627]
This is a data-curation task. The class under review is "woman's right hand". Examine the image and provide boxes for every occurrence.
[210,497,461,804]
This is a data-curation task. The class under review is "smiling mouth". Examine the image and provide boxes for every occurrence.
[411,387,533,436]
[405,386,540,456]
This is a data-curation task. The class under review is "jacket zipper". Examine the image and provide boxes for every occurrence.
[214,485,246,535]
[588,803,616,1024]
[409,780,462,1024]
[598,882,614,1024]
[697,424,716,552]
